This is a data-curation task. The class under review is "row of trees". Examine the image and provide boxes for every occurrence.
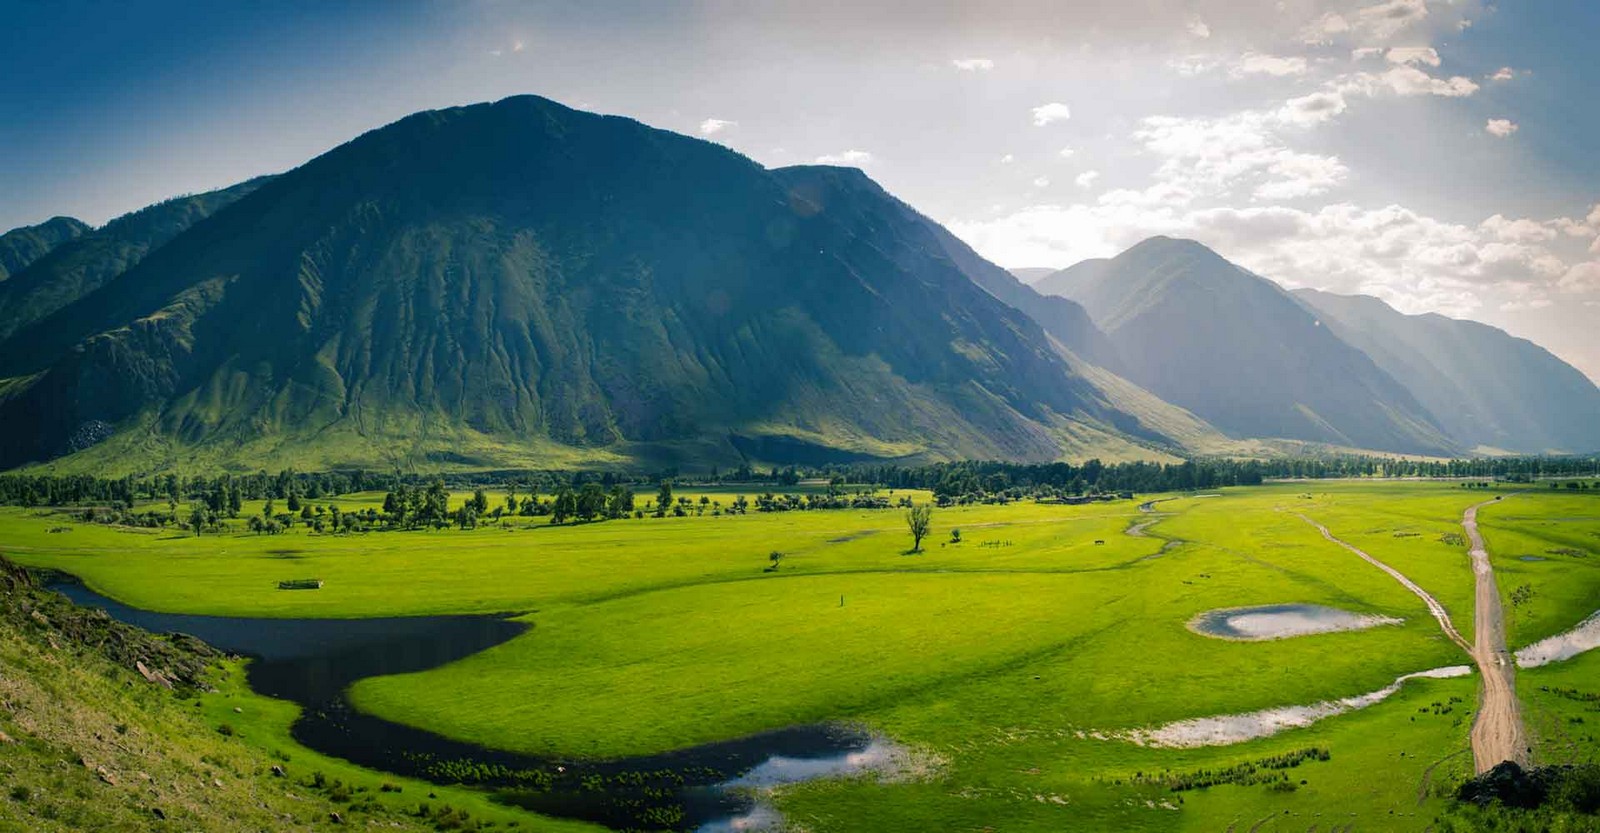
[5,455,1597,511]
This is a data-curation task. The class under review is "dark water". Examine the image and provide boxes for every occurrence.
[49,580,876,831]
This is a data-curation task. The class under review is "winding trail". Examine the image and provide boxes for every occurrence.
[1295,514,1471,653]
[1463,498,1530,773]
[1296,500,1529,774]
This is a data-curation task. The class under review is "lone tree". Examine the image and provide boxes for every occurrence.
[906,504,932,552]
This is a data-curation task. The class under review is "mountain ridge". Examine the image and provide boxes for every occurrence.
[0,216,91,281]
[0,95,1189,473]
[1294,287,1600,454]
[1032,236,1456,455]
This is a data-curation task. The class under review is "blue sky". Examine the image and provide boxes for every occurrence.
[2,0,1598,380]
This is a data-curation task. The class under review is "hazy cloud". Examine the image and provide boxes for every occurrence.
[951,58,994,71]
[1031,102,1072,126]
[1229,52,1308,78]
[699,118,737,136]
[1385,47,1441,67]
[1485,118,1518,138]
[814,149,873,165]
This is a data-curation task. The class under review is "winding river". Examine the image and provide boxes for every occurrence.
[49,580,890,832]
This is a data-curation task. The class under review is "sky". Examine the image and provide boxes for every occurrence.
[3,0,1598,381]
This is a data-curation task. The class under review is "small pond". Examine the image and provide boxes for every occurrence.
[1189,603,1401,641]
[49,580,896,831]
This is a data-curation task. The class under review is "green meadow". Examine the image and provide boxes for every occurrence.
[4,479,1599,831]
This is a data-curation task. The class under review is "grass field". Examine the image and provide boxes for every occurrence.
[4,479,1598,831]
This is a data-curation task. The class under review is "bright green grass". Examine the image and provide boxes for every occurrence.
[1473,489,1600,647]
[1519,647,1600,767]
[5,479,1598,831]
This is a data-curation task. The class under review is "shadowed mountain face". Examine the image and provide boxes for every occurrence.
[0,216,91,281]
[1295,289,1600,454]
[1036,237,1455,455]
[0,95,1184,471]
[773,166,1122,371]
[0,179,270,345]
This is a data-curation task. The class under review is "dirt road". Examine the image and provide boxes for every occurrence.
[1296,514,1471,653]
[1463,498,1530,773]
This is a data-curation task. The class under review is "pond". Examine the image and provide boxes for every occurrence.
[48,580,898,831]
[1188,603,1401,641]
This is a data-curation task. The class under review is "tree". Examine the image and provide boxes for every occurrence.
[655,481,673,518]
[188,506,208,536]
[455,505,478,530]
[469,488,490,515]
[552,487,577,524]
[262,498,274,519]
[287,493,301,512]
[607,485,635,519]
[905,504,932,552]
[423,480,449,527]
[576,482,607,521]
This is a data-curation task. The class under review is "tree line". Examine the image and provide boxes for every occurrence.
[1,454,1595,510]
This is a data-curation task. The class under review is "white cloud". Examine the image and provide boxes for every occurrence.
[1355,0,1429,41]
[999,153,1015,164]
[1278,91,1348,126]
[951,58,994,71]
[1301,12,1351,44]
[1031,102,1072,126]
[699,118,737,136]
[1335,66,1479,98]
[1485,118,1518,138]
[1168,55,1219,77]
[1075,170,1101,189]
[1132,111,1348,202]
[1489,66,1517,81]
[814,149,874,165]
[1385,47,1441,67]
[1481,215,1555,243]
[512,40,525,53]
[1187,17,1211,39]
[1255,154,1349,200]
[1058,146,1076,159]
[1560,262,1600,294]
[1033,176,1051,188]
[951,196,1600,321]
[1352,47,1384,60]
[1229,53,1308,78]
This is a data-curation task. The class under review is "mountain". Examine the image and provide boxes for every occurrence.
[0,216,91,280]
[1294,289,1600,454]
[1035,237,1455,454]
[773,166,1121,369]
[0,95,1192,473]
[1009,267,1057,284]
[0,179,270,345]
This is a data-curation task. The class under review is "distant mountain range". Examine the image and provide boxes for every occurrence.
[1030,241,1600,456]
[1,94,1594,473]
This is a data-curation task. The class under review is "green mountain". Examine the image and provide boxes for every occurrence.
[1294,288,1600,454]
[0,216,90,281]
[1037,237,1455,454]
[0,179,270,345]
[0,96,1187,473]
[773,166,1122,370]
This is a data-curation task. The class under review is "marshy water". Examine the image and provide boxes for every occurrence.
[1517,610,1600,668]
[1122,665,1473,748]
[49,580,901,831]
[1188,603,1401,641]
